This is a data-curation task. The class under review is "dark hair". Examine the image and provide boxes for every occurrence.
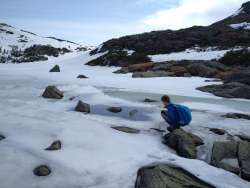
[161,95,170,103]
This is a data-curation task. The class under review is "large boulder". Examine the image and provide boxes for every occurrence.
[33,165,51,176]
[135,164,215,188]
[210,141,239,174]
[238,141,250,181]
[224,70,250,85]
[128,62,154,72]
[42,86,64,99]
[75,100,90,113]
[197,82,250,99]
[187,63,219,77]
[163,129,204,159]
[49,65,60,72]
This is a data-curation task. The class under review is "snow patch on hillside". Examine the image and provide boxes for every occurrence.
[230,22,250,30]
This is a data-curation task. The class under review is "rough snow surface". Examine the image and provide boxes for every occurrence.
[0,52,250,188]
[149,48,229,62]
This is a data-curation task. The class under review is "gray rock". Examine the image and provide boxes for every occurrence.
[143,98,157,103]
[45,140,61,151]
[223,113,250,120]
[163,129,204,159]
[75,100,90,113]
[209,128,226,135]
[42,86,64,99]
[33,165,51,176]
[49,65,60,72]
[135,164,215,188]
[107,107,122,113]
[132,71,173,78]
[238,141,250,181]
[238,135,250,142]
[187,63,218,77]
[111,126,140,134]
[0,134,5,141]
[197,82,250,99]
[77,74,88,79]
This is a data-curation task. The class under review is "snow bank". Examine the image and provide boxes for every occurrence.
[230,22,250,30]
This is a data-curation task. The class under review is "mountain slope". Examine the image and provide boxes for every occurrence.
[92,1,250,55]
[0,23,88,63]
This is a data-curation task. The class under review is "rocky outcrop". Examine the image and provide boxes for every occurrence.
[49,65,60,72]
[107,107,122,113]
[42,86,64,99]
[45,140,62,151]
[75,100,90,113]
[112,126,140,134]
[127,62,153,72]
[135,164,215,188]
[33,165,51,176]
[132,71,174,78]
[162,129,204,159]
[211,141,250,180]
[197,82,250,99]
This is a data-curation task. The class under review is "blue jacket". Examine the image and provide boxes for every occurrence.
[162,103,180,126]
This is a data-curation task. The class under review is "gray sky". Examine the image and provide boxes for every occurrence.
[0,0,248,45]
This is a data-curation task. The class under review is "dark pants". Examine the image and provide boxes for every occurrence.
[161,111,180,132]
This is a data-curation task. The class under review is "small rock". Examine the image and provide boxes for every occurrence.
[209,128,226,135]
[45,140,61,151]
[75,100,90,113]
[107,107,122,113]
[135,164,215,188]
[49,65,60,72]
[0,134,5,141]
[112,126,140,134]
[77,74,88,79]
[69,96,76,101]
[33,165,51,176]
[223,113,250,120]
[143,98,157,103]
[42,86,64,99]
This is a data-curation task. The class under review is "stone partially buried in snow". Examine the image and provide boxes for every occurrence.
[42,86,64,99]
[75,100,90,113]
[144,98,157,103]
[112,126,140,134]
[0,134,5,141]
[33,165,51,176]
[107,107,122,113]
[135,164,215,188]
[223,113,250,120]
[45,140,61,151]
[49,65,60,72]
[209,128,226,135]
[77,74,88,79]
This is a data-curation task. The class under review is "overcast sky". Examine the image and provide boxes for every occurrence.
[0,0,248,45]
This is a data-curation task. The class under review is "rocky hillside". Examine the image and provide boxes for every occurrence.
[0,23,88,63]
[91,1,250,55]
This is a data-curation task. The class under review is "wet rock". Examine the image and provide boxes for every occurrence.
[163,129,204,159]
[0,134,5,141]
[77,74,88,79]
[211,141,239,174]
[197,82,250,99]
[107,107,122,113]
[49,65,60,72]
[112,126,140,134]
[238,141,250,181]
[33,165,51,176]
[223,113,250,120]
[135,164,215,188]
[209,128,226,135]
[75,100,90,113]
[143,98,157,103]
[45,140,61,151]
[42,86,64,99]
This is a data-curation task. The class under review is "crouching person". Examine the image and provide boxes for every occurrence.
[161,95,192,132]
